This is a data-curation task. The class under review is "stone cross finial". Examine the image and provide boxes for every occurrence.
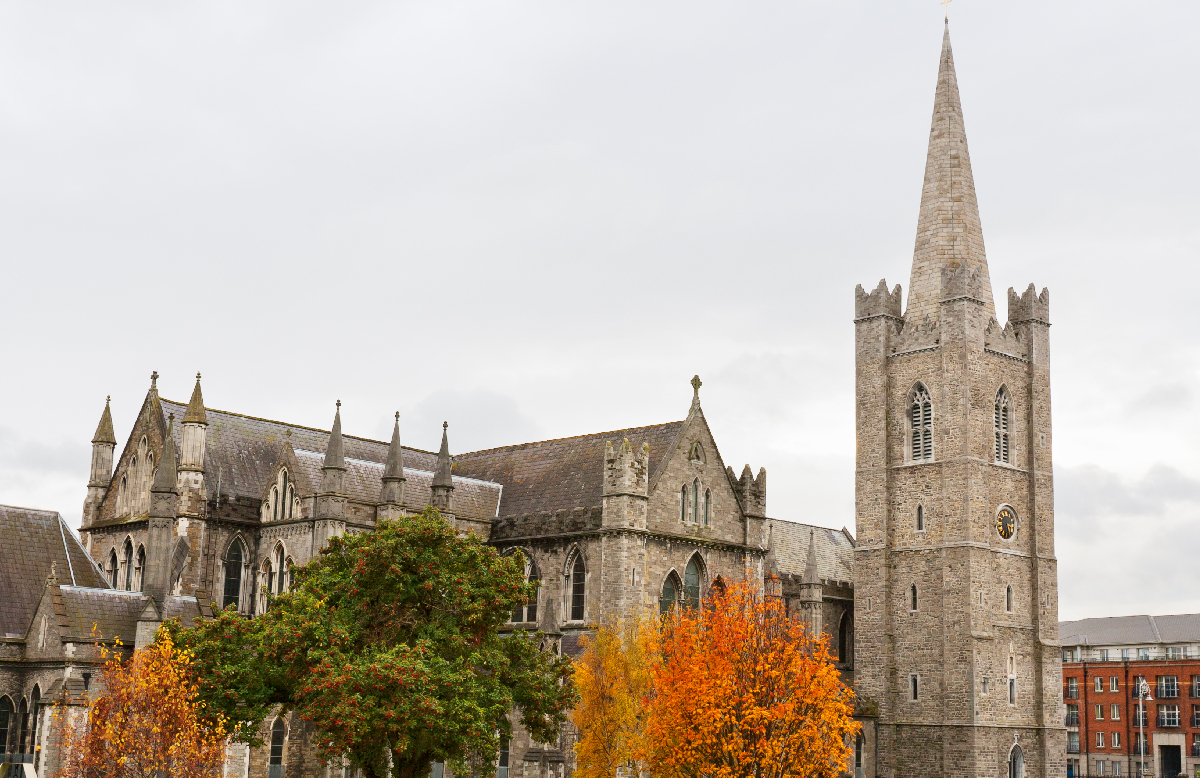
[396,411,400,422]
[443,421,448,430]
[691,375,702,397]
[196,371,202,381]
[47,561,57,586]
[337,399,341,408]
[106,395,111,404]
[151,371,159,388]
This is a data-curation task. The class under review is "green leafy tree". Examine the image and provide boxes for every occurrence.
[170,508,575,778]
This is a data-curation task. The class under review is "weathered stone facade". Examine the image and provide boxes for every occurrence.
[852,21,1063,778]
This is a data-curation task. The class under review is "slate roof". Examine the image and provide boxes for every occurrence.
[54,588,204,643]
[452,422,685,517]
[291,451,503,522]
[158,400,439,505]
[0,505,110,638]
[769,520,855,585]
[1060,614,1200,647]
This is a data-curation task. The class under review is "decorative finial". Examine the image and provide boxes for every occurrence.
[336,399,341,409]
[941,0,952,21]
[395,411,400,422]
[47,561,58,586]
[443,421,448,430]
[285,428,292,439]
[691,374,702,398]
[106,395,111,404]
[168,412,175,423]
[196,372,201,381]
[151,371,159,388]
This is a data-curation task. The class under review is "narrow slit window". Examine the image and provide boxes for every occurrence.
[995,388,1012,464]
[910,674,919,701]
[916,505,924,531]
[692,480,699,525]
[704,490,711,526]
[680,485,688,523]
[910,585,918,611]
[1006,586,1013,613]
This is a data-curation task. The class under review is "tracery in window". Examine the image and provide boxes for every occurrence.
[569,554,586,621]
[223,539,245,611]
[511,556,540,624]
[683,555,702,609]
[910,384,933,461]
[107,550,119,587]
[134,546,145,591]
[995,388,1012,463]
[122,539,134,591]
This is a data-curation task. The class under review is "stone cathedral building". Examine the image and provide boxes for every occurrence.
[0,21,1063,778]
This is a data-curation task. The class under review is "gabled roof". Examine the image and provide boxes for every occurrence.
[1060,613,1200,647]
[53,588,204,643]
[452,422,685,518]
[769,520,854,585]
[0,505,110,638]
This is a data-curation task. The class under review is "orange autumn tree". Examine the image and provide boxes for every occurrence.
[642,581,859,778]
[54,628,227,778]
[571,617,652,778]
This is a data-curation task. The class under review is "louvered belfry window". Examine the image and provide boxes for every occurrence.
[911,385,933,461]
[995,388,1011,463]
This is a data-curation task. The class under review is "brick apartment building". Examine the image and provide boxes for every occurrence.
[1061,614,1200,778]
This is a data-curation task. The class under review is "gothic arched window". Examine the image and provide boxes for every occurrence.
[683,556,702,609]
[281,557,293,594]
[916,504,924,531]
[16,697,27,754]
[910,384,933,461]
[511,557,539,624]
[691,480,700,525]
[117,475,128,516]
[1008,745,1024,778]
[910,584,918,612]
[273,546,286,596]
[134,546,146,591]
[269,717,287,768]
[704,489,711,526]
[679,485,688,523]
[0,696,10,754]
[995,388,1012,464]
[260,558,274,612]
[838,612,852,664]
[107,550,118,587]
[1006,585,1013,613]
[570,555,586,622]
[27,686,39,757]
[659,572,681,614]
[122,540,134,591]
[223,540,244,611]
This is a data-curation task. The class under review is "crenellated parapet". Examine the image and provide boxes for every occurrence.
[940,260,989,304]
[729,464,766,518]
[854,280,903,321]
[890,315,940,355]
[490,507,604,540]
[1007,283,1050,325]
[983,318,1026,360]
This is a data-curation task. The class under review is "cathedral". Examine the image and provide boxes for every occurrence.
[0,22,1063,778]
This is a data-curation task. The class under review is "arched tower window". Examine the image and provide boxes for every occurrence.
[659,572,681,614]
[910,385,933,461]
[995,388,1012,464]
[679,485,688,523]
[1006,585,1013,613]
[838,612,853,664]
[570,555,586,621]
[703,489,711,526]
[691,480,700,526]
[134,546,146,591]
[1008,745,1024,778]
[0,696,10,754]
[107,550,118,587]
[269,717,287,768]
[223,540,244,611]
[683,556,702,609]
[916,505,924,531]
[122,539,134,591]
[910,584,918,612]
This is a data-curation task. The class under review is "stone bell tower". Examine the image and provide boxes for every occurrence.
[852,21,1063,778]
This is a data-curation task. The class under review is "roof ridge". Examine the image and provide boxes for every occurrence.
[0,504,62,514]
[456,419,685,457]
[160,398,437,455]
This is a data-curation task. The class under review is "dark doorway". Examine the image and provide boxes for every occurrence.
[1160,744,1182,778]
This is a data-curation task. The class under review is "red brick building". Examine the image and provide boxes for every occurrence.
[1061,615,1200,778]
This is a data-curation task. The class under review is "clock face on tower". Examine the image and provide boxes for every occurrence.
[996,507,1016,540]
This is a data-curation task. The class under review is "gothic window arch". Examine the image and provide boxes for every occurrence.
[683,555,703,609]
[679,484,688,523]
[995,387,1012,464]
[910,584,919,612]
[259,557,274,613]
[1008,745,1024,778]
[1006,585,1013,613]
[223,539,246,611]
[117,475,128,516]
[0,696,10,753]
[281,557,294,594]
[567,552,586,622]
[909,384,933,461]
[134,545,146,591]
[270,544,287,596]
[106,549,119,587]
[691,480,700,525]
[659,571,682,614]
[838,611,853,665]
[510,553,540,624]
[15,697,27,754]
[916,504,924,531]
[703,489,711,526]
[689,442,705,463]
[122,539,134,591]
[27,686,39,757]
[269,717,288,770]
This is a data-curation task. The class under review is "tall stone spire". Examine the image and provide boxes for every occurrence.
[905,21,995,323]
[430,422,454,512]
[379,412,406,505]
[182,373,207,425]
[801,528,821,586]
[93,397,117,445]
[321,401,346,494]
[83,397,118,529]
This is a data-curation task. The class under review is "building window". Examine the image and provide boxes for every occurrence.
[910,674,919,701]
[680,485,688,523]
[1192,734,1200,759]
[570,555,586,621]
[916,505,924,531]
[1095,704,1103,720]
[1008,745,1023,778]
[497,737,509,778]
[1065,704,1079,727]
[1067,732,1080,754]
[1157,676,1179,699]
[117,475,128,516]
[1065,677,1078,699]
[1192,676,1200,698]
[269,717,287,774]
[260,559,274,612]
[107,549,119,587]
[134,546,145,591]
[659,573,681,614]
[1121,648,1131,660]
[512,559,539,624]
[838,613,851,664]
[122,539,134,590]
[691,480,699,526]
[1157,704,1180,728]
[1111,676,1119,692]
[1111,732,1120,749]
[1138,648,1149,660]
[910,585,918,612]
[703,489,711,526]
[1006,586,1014,613]
[1166,646,1184,660]
[1096,732,1104,748]
[1095,677,1104,694]
[1099,649,1109,661]
[1111,703,1120,720]
[1008,678,1016,705]
[995,387,1011,463]
[910,384,933,461]
[1063,648,1076,663]
[223,541,244,611]
[683,557,701,610]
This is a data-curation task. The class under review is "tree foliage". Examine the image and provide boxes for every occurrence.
[171,508,576,778]
[644,582,859,778]
[52,629,227,778]
[570,618,651,778]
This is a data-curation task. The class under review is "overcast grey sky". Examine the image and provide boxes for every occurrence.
[1,1,1197,621]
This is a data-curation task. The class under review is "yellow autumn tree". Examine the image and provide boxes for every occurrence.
[53,628,228,778]
[571,616,652,778]
[642,581,859,778]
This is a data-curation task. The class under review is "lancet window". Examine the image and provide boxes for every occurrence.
[511,556,539,624]
[659,572,682,614]
[910,385,933,461]
[569,554,586,621]
[683,556,701,609]
[223,540,245,611]
[995,388,1011,464]
[122,540,134,591]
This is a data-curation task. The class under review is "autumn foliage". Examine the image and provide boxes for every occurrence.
[52,629,227,778]
[574,582,859,778]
